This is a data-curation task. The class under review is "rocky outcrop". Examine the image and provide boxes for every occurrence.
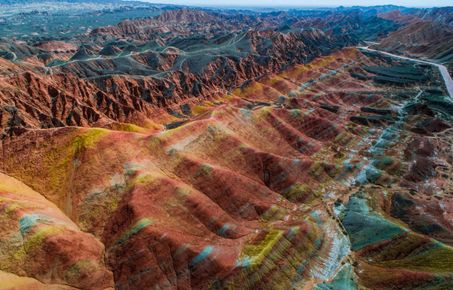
[0,10,362,133]
[0,173,113,289]
[375,21,453,74]
[1,48,452,289]
[1,5,453,289]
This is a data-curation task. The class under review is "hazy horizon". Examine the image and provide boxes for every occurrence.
[138,0,453,8]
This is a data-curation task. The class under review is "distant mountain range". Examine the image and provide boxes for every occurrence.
[0,0,121,3]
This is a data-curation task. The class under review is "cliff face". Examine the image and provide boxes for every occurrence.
[375,21,453,74]
[0,8,398,134]
[0,60,153,132]
[1,6,453,290]
[0,30,345,132]
[1,47,452,289]
[376,7,453,74]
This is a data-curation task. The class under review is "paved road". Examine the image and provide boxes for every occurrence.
[359,46,453,99]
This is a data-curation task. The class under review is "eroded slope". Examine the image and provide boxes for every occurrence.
[1,48,452,289]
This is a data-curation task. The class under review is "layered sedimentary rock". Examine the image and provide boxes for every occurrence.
[1,5,453,289]
[1,47,452,288]
[0,173,113,289]
[0,8,399,134]
[376,7,453,74]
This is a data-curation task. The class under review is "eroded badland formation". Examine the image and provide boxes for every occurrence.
[0,2,452,289]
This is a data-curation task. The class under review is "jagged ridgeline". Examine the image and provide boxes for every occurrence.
[0,0,120,3]
[0,3,452,290]
[0,7,400,132]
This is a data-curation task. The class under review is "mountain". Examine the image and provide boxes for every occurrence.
[375,20,453,74]
[0,4,452,290]
[0,9,394,131]
[0,0,120,3]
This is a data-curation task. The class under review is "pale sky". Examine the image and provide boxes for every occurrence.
[140,0,452,8]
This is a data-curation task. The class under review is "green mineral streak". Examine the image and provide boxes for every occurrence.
[2,201,20,216]
[13,226,61,262]
[334,132,352,146]
[240,229,284,268]
[65,259,97,283]
[341,194,404,251]
[23,227,60,253]
[261,205,287,221]
[381,243,453,273]
[115,218,153,246]
[49,128,109,190]
[134,174,156,185]
[194,164,213,177]
[371,156,394,170]
[71,128,109,153]
[283,183,311,202]
[309,162,324,177]
[114,123,146,133]
[289,109,302,118]
[176,187,191,197]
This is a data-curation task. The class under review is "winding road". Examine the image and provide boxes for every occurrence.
[10,52,17,62]
[359,46,453,99]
